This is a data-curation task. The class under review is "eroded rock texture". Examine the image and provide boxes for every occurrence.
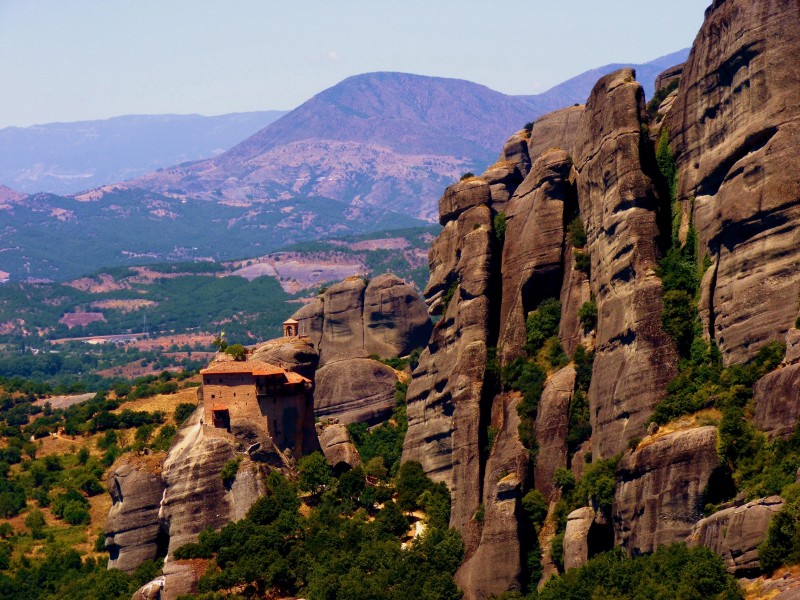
[527,106,583,165]
[498,149,573,365]
[574,68,678,459]
[669,0,800,365]
[250,336,319,379]
[534,366,576,499]
[754,365,800,438]
[499,131,531,177]
[563,507,595,571]
[160,421,265,556]
[481,160,523,211]
[613,426,720,555]
[291,274,431,366]
[558,246,593,357]
[457,392,530,599]
[105,455,166,573]
[403,193,495,552]
[314,357,398,425]
[317,423,361,471]
[687,496,783,575]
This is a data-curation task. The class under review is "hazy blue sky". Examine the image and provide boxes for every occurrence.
[0,0,710,128]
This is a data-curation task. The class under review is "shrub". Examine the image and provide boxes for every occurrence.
[460,172,475,181]
[474,503,485,522]
[553,468,576,493]
[524,121,534,134]
[522,490,548,530]
[578,300,597,332]
[25,509,46,538]
[525,299,561,355]
[567,216,586,248]
[493,212,507,245]
[224,344,247,361]
[62,501,90,525]
[174,402,196,424]
[574,251,590,276]
[221,457,241,486]
[396,460,432,511]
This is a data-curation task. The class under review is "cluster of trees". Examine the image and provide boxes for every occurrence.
[174,465,462,600]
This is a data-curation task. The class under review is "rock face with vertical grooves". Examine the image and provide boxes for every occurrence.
[456,392,530,599]
[250,336,319,380]
[402,188,495,554]
[613,426,720,555]
[497,149,573,365]
[687,496,783,574]
[160,423,265,557]
[573,68,678,459]
[291,275,431,366]
[669,0,800,365]
[558,246,593,357]
[313,357,398,425]
[104,455,166,573]
[534,366,576,499]
[527,105,583,165]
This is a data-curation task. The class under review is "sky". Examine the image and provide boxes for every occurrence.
[0,0,710,128]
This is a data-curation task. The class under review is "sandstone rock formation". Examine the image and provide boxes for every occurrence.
[403,195,495,554]
[160,418,265,556]
[480,160,523,212]
[688,496,783,575]
[534,366,576,499]
[317,423,361,471]
[558,246,592,357]
[104,455,166,573]
[456,392,531,598]
[753,363,800,438]
[291,274,431,366]
[654,63,684,92]
[314,357,399,425]
[499,131,531,177]
[563,507,595,571]
[250,336,319,379]
[614,426,720,554]
[574,68,678,459]
[527,105,583,165]
[497,149,573,365]
[669,0,800,365]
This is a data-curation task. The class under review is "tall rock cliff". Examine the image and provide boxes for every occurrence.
[573,68,679,459]
[668,0,800,365]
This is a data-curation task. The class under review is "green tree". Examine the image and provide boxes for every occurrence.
[298,452,332,496]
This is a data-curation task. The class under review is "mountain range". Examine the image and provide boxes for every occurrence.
[0,111,287,195]
[0,50,690,282]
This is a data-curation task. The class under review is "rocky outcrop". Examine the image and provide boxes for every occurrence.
[457,392,530,598]
[481,160,523,212]
[104,455,166,573]
[573,68,678,459]
[613,426,721,555]
[527,106,583,165]
[753,368,800,438]
[314,357,399,425]
[250,336,319,379]
[160,408,265,557]
[534,366,576,499]
[558,246,592,357]
[753,327,800,438]
[688,496,783,575]
[317,423,361,471]
[363,274,432,360]
[403,191,495,551]
[439,178,492,225]
[563,507,595,571]
[497,149,573,364]
[669,0,800,365]
[291,274,431,366]
[499,131,531,177]
[654,63,684,92]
